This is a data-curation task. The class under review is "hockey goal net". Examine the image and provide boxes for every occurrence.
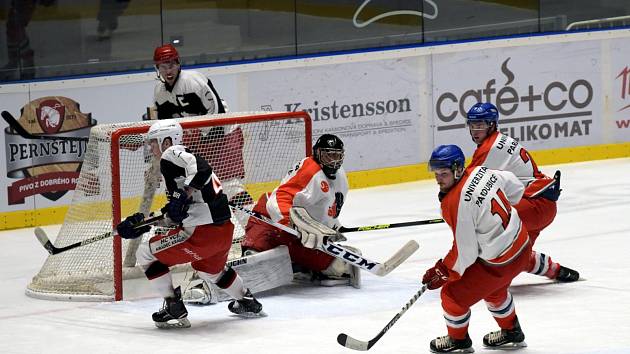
[26,111,312,301]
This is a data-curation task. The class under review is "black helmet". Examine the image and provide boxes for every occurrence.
[313,134,344,179]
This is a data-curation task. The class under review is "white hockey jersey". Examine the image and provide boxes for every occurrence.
[266,157,348,229]
[159,145,231,227]
[469,130,546,186]
[153,70,226,120]
[440,166,529,278]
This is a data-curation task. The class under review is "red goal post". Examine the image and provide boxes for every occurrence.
[27,111,312,301]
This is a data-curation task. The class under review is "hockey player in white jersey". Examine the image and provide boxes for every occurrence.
[116,120,263,328]
[422,144,531,353]
[465,102,579,282]
[150,44,251,209]
[144,45,254,305]
[152,44,227,118]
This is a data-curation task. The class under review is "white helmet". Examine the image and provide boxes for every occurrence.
[147,120,183,151]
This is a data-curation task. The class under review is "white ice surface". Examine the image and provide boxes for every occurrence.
[1,158,629,354]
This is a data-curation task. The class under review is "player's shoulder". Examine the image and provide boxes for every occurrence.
[153,81,167,96]
[460,165,495,190]
[335,166,349,184]
[289,157,322,180]
[161,144,187,158]
[180,70,209,87]
[491,131,521,149]
[302,156,319,167]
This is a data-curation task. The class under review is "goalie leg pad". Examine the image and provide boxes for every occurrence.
[190,246,293,303]
[320,245,362,289]
[183,277,220,305]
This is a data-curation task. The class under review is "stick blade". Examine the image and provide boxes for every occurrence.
[337,333,370,351]
[34,227,55,255]
[376,240,420,276]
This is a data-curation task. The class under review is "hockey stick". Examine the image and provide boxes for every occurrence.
[34,214,164,255]
[339,218,444,233]
[337,284,428,351]
[229,204,419,276]
[1,110,89,142]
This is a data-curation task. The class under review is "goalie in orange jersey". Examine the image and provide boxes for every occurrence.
[241,134,361,288]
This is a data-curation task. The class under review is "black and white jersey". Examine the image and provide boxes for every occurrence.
[154,70,227,120]
[160,144,231,226]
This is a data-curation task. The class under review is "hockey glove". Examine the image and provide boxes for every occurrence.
[162,188,191,224]
[422,259,450,290]
[117,212,151,239]
[540,170,562,201]
[289,207,345,249]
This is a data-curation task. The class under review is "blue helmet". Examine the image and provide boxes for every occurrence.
[466,102,499,125]
[429,145,465,172]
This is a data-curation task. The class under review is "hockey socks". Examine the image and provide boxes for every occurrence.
[527,251,559,279]
[527,251,580,282]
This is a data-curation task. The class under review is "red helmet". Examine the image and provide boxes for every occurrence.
[153,44,179,65]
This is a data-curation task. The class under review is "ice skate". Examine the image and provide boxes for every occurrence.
[483,317,526,349]
[152,287,191,329]
[429,334,474,353]
[228,289,265,318]
[555,265,580,282]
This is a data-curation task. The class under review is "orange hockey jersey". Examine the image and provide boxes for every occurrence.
[440,166,529,278]
[469,131,554,198]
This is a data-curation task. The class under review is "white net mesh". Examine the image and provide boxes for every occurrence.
[26,111,311,301]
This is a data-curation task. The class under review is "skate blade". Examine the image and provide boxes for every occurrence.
[430,348,474,353]
[154,317,191,329]
[183,300,216,306]
[231,310,267,319]
[484,341,527,350]
[319,279,350,287]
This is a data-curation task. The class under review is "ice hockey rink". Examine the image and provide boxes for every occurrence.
[1,158,629,354]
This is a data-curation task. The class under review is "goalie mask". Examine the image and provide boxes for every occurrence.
[147,120,183,152]
[313,134,344,179]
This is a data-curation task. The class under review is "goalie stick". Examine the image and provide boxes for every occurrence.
[1,110,89,142]
[337,285,428,351]
[339,218,444,233]
[34,214,164,255]
[229,204,419,276]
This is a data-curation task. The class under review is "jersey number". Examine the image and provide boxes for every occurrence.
[490,189,512,230]
[519,148,543,178]
[211,174,223,194]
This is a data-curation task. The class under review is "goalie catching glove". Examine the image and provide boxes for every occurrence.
[162,188,191,223]
[289,207,346,249]
[117,212,151,239]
